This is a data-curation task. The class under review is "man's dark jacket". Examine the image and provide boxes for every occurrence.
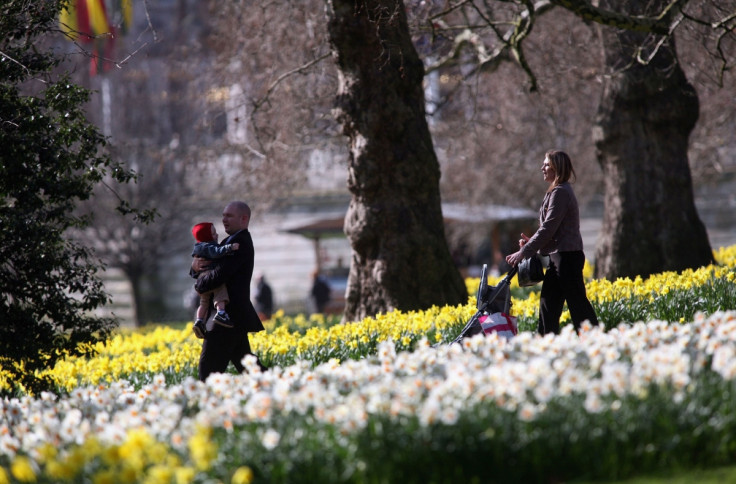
[194,229,264,333]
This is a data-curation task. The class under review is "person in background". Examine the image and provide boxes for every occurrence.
[192,201,266,380]
[505,150,598,335]
[310,270,331,314]
[255,273,274,320]
[189,222,238,338]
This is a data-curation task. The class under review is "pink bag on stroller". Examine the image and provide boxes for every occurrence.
[479,312,518,339]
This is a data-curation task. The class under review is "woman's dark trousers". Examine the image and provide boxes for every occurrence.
[538,250,598,335]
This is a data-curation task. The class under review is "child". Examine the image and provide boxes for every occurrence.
[190,222,239,338]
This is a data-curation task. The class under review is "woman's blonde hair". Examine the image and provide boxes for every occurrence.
[546,150,576,191]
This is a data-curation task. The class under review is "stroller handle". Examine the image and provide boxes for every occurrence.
[476,264,518,311]
[505,265,519,281]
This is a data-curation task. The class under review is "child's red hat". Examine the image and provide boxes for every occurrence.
[192,222,215,243]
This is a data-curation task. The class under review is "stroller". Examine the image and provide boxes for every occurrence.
[450,264,519,345]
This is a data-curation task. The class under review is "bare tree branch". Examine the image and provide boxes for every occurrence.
[679,4,736,86]
[548,0,691,34]
[246,52,331,156]
[424,0,555,91]
[252,52,331,110]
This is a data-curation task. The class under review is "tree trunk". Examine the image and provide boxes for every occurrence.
[127,271,145,327]
[593,0,713,280]
[325,0,467,322]
[127,270,167,327]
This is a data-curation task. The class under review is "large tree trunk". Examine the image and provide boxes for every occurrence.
[593,0,714,280]
[325,0,467,322]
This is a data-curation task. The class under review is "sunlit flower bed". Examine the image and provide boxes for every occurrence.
[2,312,736,483]
[24,246,736,393]
[472,245,736,329]
[0,246,735,482]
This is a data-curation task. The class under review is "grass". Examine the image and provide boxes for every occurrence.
[585,465,736,483]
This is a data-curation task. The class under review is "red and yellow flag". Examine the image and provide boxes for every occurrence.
[60,0,112,42]
[59,0,132,75]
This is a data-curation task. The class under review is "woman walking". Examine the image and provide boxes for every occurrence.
[505,150,599,335]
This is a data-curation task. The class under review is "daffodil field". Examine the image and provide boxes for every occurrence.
[2,246,736,483]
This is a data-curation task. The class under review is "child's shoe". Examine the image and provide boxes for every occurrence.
[192,319,207,339]
[214,311,234,328]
